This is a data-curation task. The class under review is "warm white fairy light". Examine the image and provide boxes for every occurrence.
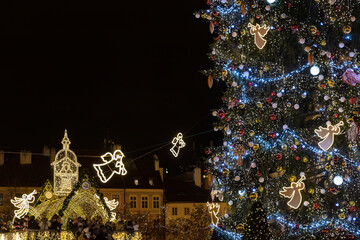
[315,121,344,151]
[170,133,186,157]
[93,150,127,183]
[279,176,306,209]
[51,130,81,196]
[334,176,343,186]
[11,190,37,219]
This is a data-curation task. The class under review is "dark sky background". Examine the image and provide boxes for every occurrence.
[0,2,223,173]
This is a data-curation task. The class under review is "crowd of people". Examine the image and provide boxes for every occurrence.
[0,215,140,240]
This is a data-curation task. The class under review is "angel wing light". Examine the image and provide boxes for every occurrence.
[11,189,37,219]
[93,150,127,183]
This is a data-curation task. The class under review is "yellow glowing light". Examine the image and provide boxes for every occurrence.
[11,189,37,219]
[170,133,186,157]
[211,190,224,201]
[279,175,306,209]
[207,202,220,225]
[93,150,127,183]
[248,23,270,49]
[95,194,119,221]
[315,121,344,151]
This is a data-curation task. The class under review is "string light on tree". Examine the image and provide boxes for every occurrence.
[170,133,186,157]
[93,150,127,183]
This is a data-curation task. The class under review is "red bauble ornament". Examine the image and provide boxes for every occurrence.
[257,171,262,176]
[294,156,300,161]
[269,114,277,121]
[349,97,357,104]
[290,145,296,151]
[291,25,298,31]
[275,153,282,160]
[322,229,329,234]
[313,203,320,209]
[320,84,325,88]
[248,82,253,87]
[316,31,320,36]
[330,187,337,194]
[218,110,225,118]
[266,97,273,103]
[239,129,245,135]
[334,113,339,118]
[349,206,356,212]
[277,27,282,32]
[295,224,299,229]
[269,132,276,139]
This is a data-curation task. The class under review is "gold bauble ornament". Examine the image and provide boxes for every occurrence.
[320,40,327,46]
[343,25,352,34]
[358,165,360,172]
[289,176,297,182]
[325,165,331,171]
[282,145,287,150]
[256,102,263,108]
[349,201,356,207]
[338,212,346,219]
[249,192,258,201]
[263,65,270,72]
[328,80,335,87]
[239,103,246,109]
[303,157,309,163]
[249,131,255,137]
[276,166,283,172]
[295,140,300,146]
[308,188,315,194]
[236,224,245,232]
[241,29,246,36]
[222,168,230,176]
[222,70,228,77]
[310,26,317,35]
[258,186,264,192]
[252,144,259,151]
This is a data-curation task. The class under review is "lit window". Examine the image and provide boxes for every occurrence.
[130,196,136,208]
[184,208,190,216]
[134,179,139,186]
[153,196,160,208]
[112,194,119,202]
[142,196,148,208]
[0,193,3,206]
[172,207,177,216]
[149,178,154,186]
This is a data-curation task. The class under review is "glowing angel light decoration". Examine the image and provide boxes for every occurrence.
[95,194,119,221]
[315,121,344,151]
[279,176,306,209]
[207,202,221,225]
[11,190,37,219]
[170,133,186,157]
[93,150,127,183]
[248,23,270,49]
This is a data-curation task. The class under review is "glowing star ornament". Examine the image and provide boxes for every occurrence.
[248,23,270,49]
[315,121,344,151]
[279,175,306,209]
[170,133,186,157]
[94,150,127,183]
[11,190,37,219]
[207,202,221,225]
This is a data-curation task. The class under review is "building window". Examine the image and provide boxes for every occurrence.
[134,179,139,186]
[172,207,177,216]
[112,194,119,202]
[142,196,148,208]
[184,207,190,216]
[149,178,154,186]
[0,193,3,206]
[153,196,160,208]
[130,196,136,208]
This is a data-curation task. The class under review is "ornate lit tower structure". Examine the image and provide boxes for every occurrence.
[51,130,81,196]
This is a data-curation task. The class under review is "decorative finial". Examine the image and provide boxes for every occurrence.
[61,129,71,150]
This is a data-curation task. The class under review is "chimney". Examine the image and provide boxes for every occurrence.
[0,151,4,166]
[20,151,32,165]
[193,167,201,188]
[50,148,56,163]
[153,154,164,182]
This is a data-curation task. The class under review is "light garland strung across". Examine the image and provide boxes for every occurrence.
[93,150,127,183]
[315,121,344,151]
[207,202,221,226]
[10,190,37,219]
[170,133,186,157]
[279,175,306,209]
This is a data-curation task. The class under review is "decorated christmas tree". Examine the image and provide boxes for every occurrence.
[196,0,360,239]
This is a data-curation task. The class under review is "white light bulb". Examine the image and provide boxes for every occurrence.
[267,0,276,3]
[310,66,320,76]
[303,201,309,207]
[334,176,343,186]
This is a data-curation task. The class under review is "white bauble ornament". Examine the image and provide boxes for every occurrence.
[272,103,278,108]
[232,82,238,87]
[224,213,229,218]
[318,75,324,80]
[349,52,355,57]
[277,92,283,97]
[251,162,257,168]
[235,176,240,181]
[304,201,309,207]
[195,13,200,19]
[243,71,249,77]
[338,107,344,113]
[212,111,218,116]
[259,177,264,183]
[283,125,288,130]
[320,189,326,194]
[300,172,305,177]
[324,95,330,101]
[310,66,320,76]
[239,64,244,70]
[294,104,300,110]
[265,6,271,11]
[339,43,344,48]
[232,32,237,37]
[299,38,305,44]
[213,156,219,162]
[340,97,346,102]
[228,200,233,206]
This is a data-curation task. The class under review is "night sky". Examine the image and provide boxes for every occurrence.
[0,2,222,170]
